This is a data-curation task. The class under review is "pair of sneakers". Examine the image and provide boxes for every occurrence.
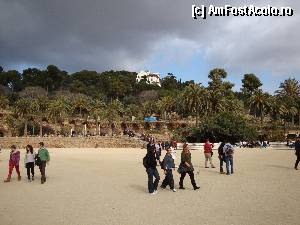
[150,190,158,195]
[160,186,176,192]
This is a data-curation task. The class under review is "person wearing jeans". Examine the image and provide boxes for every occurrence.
[223,143,234,175]
[225,155,234,175]
[38,142,50,184]
[145,142,160,194]
[4,145,21,182]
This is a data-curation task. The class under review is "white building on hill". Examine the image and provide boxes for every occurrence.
[136,70,161,87]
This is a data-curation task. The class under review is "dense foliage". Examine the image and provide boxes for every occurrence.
[0,65,299,141]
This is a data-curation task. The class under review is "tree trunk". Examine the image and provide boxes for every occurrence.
[24,120,28,137]
[54,118,58,136]
[260,107,264,128]
[96,118,101,136]
[39,121,43,137]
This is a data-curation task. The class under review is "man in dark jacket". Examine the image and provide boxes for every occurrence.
[218,142,226,174]
[145,142,160,194]
[294,138,300,170]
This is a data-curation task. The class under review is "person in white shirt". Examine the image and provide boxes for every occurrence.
[170,146,176,160]
[24,145,35,182]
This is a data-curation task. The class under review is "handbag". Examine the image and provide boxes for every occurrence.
[35,154,41,167]
[177,163,187,174]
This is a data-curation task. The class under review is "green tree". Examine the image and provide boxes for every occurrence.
[241,74,262,96]
[181,83,205,125]
[0,95,9,110]
[90,99,106,135]
[104,100,124,135]
[249,90,270,126]
[0,70,23,92]
[32,97,49,136]
[47,98,71,136]
[13,98,33,136]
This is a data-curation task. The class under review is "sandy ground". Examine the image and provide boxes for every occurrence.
[0,147,299,225]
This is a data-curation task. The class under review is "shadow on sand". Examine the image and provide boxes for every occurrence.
[129,184,148,193]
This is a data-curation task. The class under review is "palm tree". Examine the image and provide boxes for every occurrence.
[72,94,90,118]
[0,95,9,111]
[32,96,49,137]
[249,90,270,127]
[156,96,175,120]
[124,104,143,122]
[289,106,298,127]
[104,100,124,136]
[181,83,205,125]
[90,99,106,135]
[276,78,300,99]
[47,98,70,136]
[13,98,33,136]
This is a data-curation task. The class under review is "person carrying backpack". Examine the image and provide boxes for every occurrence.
[144,141,160,195]
[223,142,234,175]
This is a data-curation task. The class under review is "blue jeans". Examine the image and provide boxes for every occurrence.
[225,155,234,174]
[146,167,160,193]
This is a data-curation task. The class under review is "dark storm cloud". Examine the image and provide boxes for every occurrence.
[0,0,299,77]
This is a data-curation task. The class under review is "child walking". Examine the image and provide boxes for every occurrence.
[160,147,176,192]
[4,145,21,182]
[24,145,35,182]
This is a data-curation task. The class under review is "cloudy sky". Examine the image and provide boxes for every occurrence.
[0,0,299,93]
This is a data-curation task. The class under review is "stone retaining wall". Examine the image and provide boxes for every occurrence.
[0,137,145,149]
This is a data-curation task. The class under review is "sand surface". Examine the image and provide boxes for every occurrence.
[0,148,299,225]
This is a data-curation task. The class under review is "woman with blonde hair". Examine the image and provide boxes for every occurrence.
[178,143,200,190]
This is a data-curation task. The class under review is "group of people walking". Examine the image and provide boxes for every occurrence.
[143,138,236,195]
[3,142,50,184]
[143,140,201,194]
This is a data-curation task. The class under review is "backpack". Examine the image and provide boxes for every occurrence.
[143,155,148,168]
[224,144,234,156]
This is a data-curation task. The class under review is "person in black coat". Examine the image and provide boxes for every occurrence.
[145,141,160,194]
[218,142,226,174]
[294,138,300,170]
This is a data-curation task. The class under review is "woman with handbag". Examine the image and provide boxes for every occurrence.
[178,143,200,190]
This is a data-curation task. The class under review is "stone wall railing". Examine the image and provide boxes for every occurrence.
[0,136,145,149]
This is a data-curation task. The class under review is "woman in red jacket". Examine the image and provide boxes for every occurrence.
[204,139,215,168]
